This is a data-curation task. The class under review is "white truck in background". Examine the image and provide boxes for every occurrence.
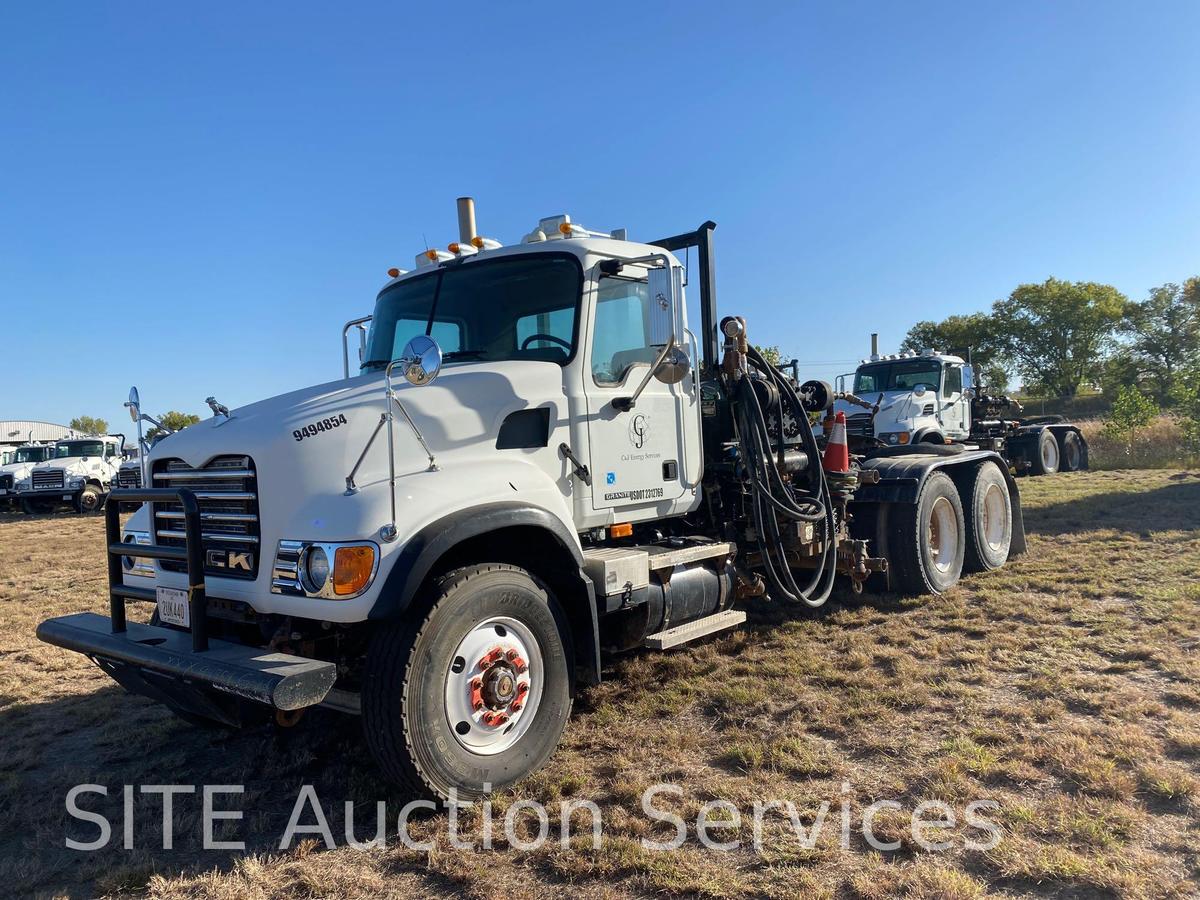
[39,200,1028,801]
[834,336,1087,476]
[16,435,125,513]
[0,442,56,506]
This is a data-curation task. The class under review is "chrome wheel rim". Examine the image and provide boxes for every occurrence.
[928,496,959,573]
[980,482,1007,552]
[444,616,543,756]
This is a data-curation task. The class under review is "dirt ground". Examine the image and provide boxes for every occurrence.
[1,469,1198,899]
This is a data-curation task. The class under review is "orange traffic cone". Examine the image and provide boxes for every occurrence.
[822,411,850,473]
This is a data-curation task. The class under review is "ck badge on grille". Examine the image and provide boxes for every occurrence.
[206,549,254,571]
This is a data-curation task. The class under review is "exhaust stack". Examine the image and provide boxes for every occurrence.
[870,333,879,361]
[456,197,477,243]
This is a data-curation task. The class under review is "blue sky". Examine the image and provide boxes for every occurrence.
[3,2,1197,427]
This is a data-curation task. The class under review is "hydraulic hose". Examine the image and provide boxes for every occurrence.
[728,347,839,607]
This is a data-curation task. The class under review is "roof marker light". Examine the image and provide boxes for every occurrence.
[415,248,454,268]
[471,236,503,250]
[387,268,400,278]
[447,242,478,256]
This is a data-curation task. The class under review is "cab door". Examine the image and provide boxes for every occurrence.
[582,263,700,521]
[940,364,969,439]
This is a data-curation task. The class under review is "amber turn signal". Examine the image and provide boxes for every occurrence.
[609,523,633,539]
[387,267,400,278]
[333,545,375,596]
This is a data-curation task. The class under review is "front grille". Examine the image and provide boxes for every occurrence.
[118,466,142,488]
[845,412,873,438]
[0,474,12,491]
[152,455,260,579]
[33,468,65,490]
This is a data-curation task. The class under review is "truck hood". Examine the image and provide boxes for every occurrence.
[149,360,561,473]
[27,457,112,476]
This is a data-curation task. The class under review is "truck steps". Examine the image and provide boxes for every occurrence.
[644,609,746,649]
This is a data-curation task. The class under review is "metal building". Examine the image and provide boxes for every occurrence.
[0,420,78,448]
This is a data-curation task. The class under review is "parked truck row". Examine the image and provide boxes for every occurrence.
[39,200,1029,801]
[833,337,1088,477]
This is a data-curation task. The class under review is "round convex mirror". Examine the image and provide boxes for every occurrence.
[653,345,690,385]
[399,335,443,386]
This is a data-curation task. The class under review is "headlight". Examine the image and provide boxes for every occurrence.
[69,476,85,488]
[301,545,330,593]
[121,531,153,576]
[879,432,910,445]
[274,541,378,599]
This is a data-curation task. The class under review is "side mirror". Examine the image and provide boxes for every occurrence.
[961,364,975,391]
[126,386,141,423]
[647,264,685,347]
[398,335,442,387]
[652,345,690,385]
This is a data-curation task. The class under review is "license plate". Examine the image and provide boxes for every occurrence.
[62,494,72,500]
[0,489,7,495]
[155,586,190,628]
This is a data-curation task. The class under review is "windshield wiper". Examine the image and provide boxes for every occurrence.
[443,349,487,360]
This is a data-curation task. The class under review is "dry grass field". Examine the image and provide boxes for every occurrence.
[2,469,1199,899]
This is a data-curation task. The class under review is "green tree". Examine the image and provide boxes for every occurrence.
[900,312,1010,393]
[1102,386,1158,457]
[1170,363,1200,455]
[146,410,201,441]
[1118,278,1200,404]
[754,345,783,366]
[992,278,1127,398]
[69,415,108,435]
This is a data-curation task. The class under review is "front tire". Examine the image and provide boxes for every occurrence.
[963,462,1012,572]
[890,471,966,595]
[362,563,573,801]
[76,483,105,514]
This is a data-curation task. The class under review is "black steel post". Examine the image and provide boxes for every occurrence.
[105,498,126,633]
[650,221,719,376]
[179,489,208,652]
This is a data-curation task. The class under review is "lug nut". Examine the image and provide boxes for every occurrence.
[479,647,504,669]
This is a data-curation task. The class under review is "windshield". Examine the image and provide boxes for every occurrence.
[362,254,581,371]
[854,360,942,393]
[55,440,105,458]
[14,447,50,463]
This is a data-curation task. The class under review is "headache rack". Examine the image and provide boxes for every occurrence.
[106,487,210,652]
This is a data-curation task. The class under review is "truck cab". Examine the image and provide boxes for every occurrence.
[17,435,123,513]
[837,350,973,446]
[0,443,55,505]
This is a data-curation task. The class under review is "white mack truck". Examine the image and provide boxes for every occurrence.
[834,337,1088,476]
[0,442,55,506]
[38,200,1027,801]
[17,434,125,513]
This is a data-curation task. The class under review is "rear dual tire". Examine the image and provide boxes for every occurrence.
[890,463,1014,594]
[963,462,1012,573]
[890,471,965,595]
[1059,431,1085,472]
[1029,430,1060,476]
